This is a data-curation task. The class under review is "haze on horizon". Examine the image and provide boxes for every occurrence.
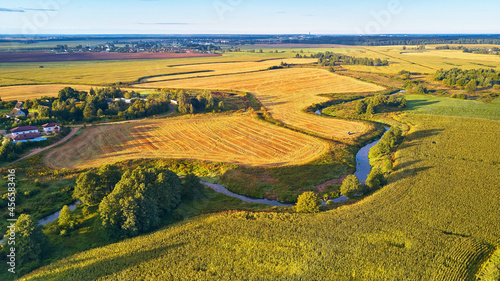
[0,0,499,35]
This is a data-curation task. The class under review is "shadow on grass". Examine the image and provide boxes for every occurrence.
[405,129,444,142]
[29,242,186,280]
[406,99,440,110]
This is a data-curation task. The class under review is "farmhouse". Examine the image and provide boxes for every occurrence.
[42,123,60,134]
[12,132,46,143]
[10,126,39,136]
[7,108,29,118]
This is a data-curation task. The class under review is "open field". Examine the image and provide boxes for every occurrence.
[140,68,384,140]
[43,115,329,169]
[0,84,152,101]
[142,58,317,82]
[24,113,500,280]
[334,46,500,74]
[0,52,221,63]
[405,94,500,120]
[0,55,287,86]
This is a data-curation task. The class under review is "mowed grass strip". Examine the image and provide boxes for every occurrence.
[43,115,329,169]
[140,68,384,140]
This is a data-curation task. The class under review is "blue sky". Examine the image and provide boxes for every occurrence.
[0,0,499,34]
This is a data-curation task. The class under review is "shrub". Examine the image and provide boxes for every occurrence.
[340,175,363,197]
[296,192,320,213]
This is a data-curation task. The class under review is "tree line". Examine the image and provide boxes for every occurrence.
[356,95,406,115]
[434,68,500,92]
[176,90,225,114]
[0,87,172,129]
[296,51,389,67]
[283,35,500,46]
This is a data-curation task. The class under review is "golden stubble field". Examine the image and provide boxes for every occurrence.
[44,115,329,169]
[336,46,500,74]
[140,68,384,140]
[143,58,317,82]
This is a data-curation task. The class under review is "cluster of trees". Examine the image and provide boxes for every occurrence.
[298,51,389,67]
[356,95,406,115]
[434,68,499,92]
[368,126,404,176]
[73,164,204,239]
[0,214,49,275]
[0,136,19,162]
[176,90,224,114]
[12,87,172,125]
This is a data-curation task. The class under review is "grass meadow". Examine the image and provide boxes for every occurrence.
[20,113,500,280]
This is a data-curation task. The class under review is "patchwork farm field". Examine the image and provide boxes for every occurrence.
[24,113,500,281]
[142,58,317,82]
[141,68,384,140]
[0,55,290,86]
[333,46,500,74]
[43,115,329,169]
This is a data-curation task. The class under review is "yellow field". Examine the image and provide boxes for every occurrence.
[0,55,287,86]
[0,84,153,101]
[144,58,317,82]
[139,68,383,140]
[44,115,329,169]
[335,46,500,74]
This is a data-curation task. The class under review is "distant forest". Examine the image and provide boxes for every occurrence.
[283,35,500,46]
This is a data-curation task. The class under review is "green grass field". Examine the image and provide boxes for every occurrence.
[20,110,500,280]
[405,94,500,120]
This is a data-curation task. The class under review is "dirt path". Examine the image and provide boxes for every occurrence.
[1,104,176,168]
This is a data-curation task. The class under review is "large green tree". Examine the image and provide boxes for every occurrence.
[296,192,321,213]
[15,214,48,272]
[340,175,363,197]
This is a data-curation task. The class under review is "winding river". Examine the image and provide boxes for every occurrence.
[34,127,391,225]
[202,127,391,206]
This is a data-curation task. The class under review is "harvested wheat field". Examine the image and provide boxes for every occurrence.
[44,115,329,169]
[141,68,384,140]
[144,58,317,82]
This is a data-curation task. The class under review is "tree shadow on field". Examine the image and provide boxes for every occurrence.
[406,99,440,110]
[404,129,444,142]
[34,242,186,280]
[389,166,433,184]
[393,160,422,171]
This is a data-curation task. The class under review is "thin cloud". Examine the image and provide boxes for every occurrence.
[137,23,191,25]
[22,8,59,12]
[0,8,24,12]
